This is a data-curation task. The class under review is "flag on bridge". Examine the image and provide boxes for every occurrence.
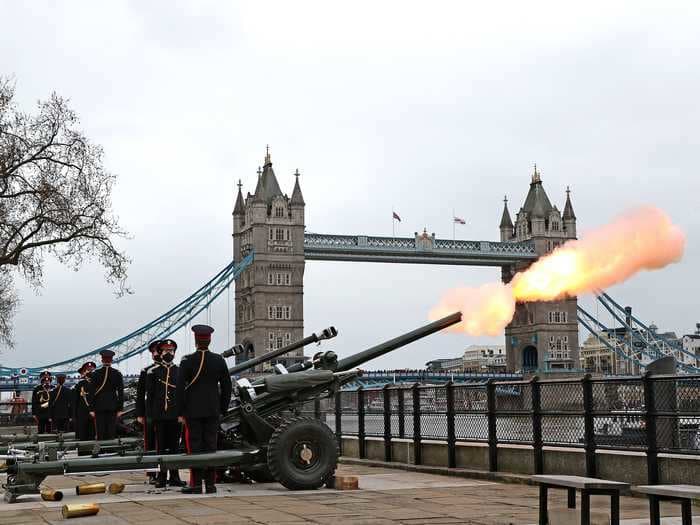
[453,216,466,225]
[392,211,401,222]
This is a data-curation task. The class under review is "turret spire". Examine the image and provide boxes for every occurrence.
[291,168,305,206]
[253,145,283,204]
[531,163,541,184]
[233,179,245,215]
[499,194,513,229]
[563,185,576,220]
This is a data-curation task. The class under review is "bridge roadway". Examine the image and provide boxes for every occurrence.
[303,233,537,265]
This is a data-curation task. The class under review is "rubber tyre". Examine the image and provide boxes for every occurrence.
[267,417,338,490]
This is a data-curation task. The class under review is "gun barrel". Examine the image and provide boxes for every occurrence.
[335,312,462,372]
[229,327,337,376]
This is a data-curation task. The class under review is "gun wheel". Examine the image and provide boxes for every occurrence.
[267,417,338,490]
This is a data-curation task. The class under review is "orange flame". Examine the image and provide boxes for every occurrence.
[430,207,685,335]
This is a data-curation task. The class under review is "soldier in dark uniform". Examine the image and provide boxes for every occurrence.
[88,350,124,440]
[49,374,72,432]
[31,371,52,433]
[147,339,185,488]
[73,361,96,441]
[176,325,232,494]
[136,340,161,483]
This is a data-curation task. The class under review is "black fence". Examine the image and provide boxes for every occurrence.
[311,374,700,484]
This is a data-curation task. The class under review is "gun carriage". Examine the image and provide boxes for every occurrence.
[2,312,462,502]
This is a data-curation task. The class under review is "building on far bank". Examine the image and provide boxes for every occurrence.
[580,324,689,374]
[462,345,507,373]
[579,331,625,375]
[425,358,464,372]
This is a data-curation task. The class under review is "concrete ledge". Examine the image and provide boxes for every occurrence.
[340,437,700,486]
[339,456,533,485]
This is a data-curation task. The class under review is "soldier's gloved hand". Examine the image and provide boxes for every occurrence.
[116,411,124,419]
[137,416,145,425]
[178,416,186,425]
[89,411,96,419]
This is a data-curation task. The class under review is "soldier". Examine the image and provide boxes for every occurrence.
[88,350,124,440]
[31,371,52,433]
[49,374,72,432]
[136,340,161,483]
[147,338,185,488]
[73,362,96,441]
[176,325,232,494]
[10,390,28,424]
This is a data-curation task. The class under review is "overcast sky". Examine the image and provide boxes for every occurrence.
[1,1,699,373]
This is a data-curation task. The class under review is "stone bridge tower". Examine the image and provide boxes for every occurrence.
[232,148,306,368]
[500,166,579,373]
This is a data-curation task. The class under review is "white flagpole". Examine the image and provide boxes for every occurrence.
[392,204,395,238]
[452,208,456,246]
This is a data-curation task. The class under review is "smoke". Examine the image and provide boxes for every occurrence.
[429,282,515,336]
[431,206,686,335]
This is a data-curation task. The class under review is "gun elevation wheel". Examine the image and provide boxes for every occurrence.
[267,417,338,490]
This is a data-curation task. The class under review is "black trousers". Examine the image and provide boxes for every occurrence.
[53,418,69,432]
[95,411,117,440]
[144,418,157,452]
[37,418,51,434]
[75,413,95,441]
[184,416,218,487]
[154,419,182,480]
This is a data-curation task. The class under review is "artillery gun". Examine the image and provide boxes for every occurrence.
[2,312,462,502]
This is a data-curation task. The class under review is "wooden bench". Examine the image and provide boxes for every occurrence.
[531,475,630,525]
[633,484,700,525]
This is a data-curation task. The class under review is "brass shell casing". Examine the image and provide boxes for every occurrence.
[40,489,64,501]
[75,483,106,495]
[108,482,125,494]
[62,503,100,519]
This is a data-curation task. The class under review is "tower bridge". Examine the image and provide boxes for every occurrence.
[232,153,578,373]
[3,150,697,378]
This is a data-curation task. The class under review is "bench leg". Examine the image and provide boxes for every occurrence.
[568,488,576,509]
[681,498,692,525]
[610,492,620,525]
[539,485,548,525]
[580,490,590,525]
[649,495,661,525]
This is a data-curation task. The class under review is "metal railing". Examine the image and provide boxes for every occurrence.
[318,373,700,484]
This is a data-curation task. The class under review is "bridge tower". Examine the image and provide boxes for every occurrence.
[500,166,579,373]
[232,148,306,368]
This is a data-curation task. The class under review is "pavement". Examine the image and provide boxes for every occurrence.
[0,464,698,524]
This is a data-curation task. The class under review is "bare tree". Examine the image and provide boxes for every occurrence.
[0,77,130,348]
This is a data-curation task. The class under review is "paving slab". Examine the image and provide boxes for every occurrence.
[1,464,699,524]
